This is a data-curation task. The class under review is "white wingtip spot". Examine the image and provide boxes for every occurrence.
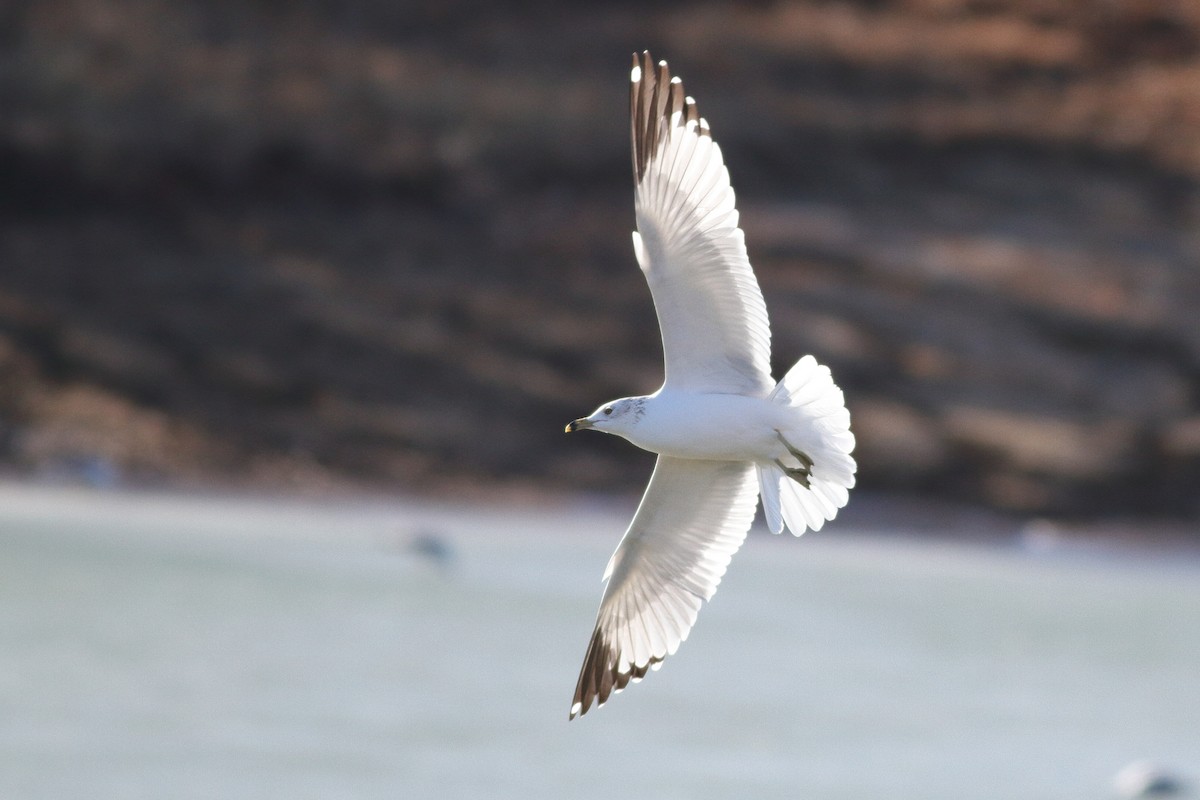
[570,701,582,717]
[670,76,681,84]
[631,65,641,83]
[685,96,695,105]
[631,230,649,271]
[658,60,667,67]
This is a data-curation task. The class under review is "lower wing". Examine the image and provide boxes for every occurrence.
[571,455,759,718]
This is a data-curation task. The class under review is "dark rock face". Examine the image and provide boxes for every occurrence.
[2,1,1198,517]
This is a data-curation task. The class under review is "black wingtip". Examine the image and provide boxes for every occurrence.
[570,622,669,720]
[629,51,708,184]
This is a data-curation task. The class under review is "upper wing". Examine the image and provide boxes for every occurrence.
[570,455,759,718]
[630,52,773,396]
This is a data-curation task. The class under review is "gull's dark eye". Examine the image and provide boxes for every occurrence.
[603,407,613,416]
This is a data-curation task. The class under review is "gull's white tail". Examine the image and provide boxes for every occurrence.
[756,355,857,536]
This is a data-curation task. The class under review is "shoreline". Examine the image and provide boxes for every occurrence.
[2,476,1196,560]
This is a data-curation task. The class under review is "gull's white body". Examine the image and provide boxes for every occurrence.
[566,53,857,719]
[618,392,779,460]
[605,391,825,465]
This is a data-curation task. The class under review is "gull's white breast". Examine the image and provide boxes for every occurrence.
[624,391,785,462]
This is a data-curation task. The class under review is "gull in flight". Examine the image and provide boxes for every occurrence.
[564,52,857,719]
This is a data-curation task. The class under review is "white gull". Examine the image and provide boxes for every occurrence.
[565,52,857,719]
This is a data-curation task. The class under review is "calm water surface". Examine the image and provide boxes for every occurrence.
[1,484,1197,799]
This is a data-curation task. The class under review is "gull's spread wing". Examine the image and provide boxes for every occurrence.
[630,52,773,396]
[570,456,759,718]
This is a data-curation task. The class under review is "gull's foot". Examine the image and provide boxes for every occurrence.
[775,433,814,489]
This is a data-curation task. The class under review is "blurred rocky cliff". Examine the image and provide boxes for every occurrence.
[2,0,1198,518]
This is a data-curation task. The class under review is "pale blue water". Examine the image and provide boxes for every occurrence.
[0,484,1197,799]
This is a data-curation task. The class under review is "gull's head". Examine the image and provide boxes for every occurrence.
[565,397,645,436]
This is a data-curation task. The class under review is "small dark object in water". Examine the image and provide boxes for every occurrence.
[1114,761,1186,799]
[407,531,455,567]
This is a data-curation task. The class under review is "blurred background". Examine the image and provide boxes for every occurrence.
[3,3,1200,798]
[2,0,1199,520]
